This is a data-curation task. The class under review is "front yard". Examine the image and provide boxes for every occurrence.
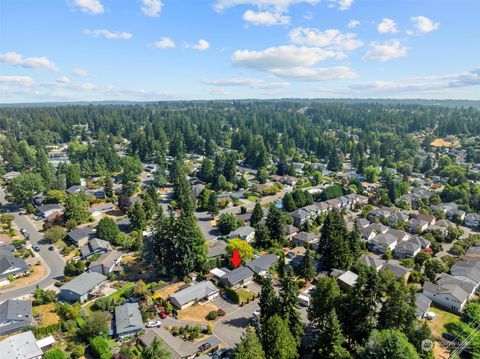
[177,302,219,323]
[236,288,255,305]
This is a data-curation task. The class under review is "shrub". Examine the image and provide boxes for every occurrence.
[90,336,111,359]
[206,311,219,320]
[225,287,240,304]
[217,308,226,316]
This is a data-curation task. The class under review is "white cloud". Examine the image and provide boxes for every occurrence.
[71,0,104,15]
[243,9,290,26]
[57,76,71,84]
[329,0,354,10]
[76,82,97,90]
[214,0,319,12]
[377,18,399,33]
[363,40,408,61]
[347,19,360,29]
[0,75,35,86]
[83,29,133,40]
[411,16,439,33]
[0,52,58,72]
[203,77,289,89]
[270,66,357,81]
[232,45,341,71]
[154,37,175,49]
[188,39,210,51]
[289,27,363,52]
[141,0,163,17]
[72,68,94,77]
[209,88,230,96]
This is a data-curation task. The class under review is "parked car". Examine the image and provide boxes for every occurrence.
[33,246,40,252]
[146,321,161,328]
[199,343,211,351]
[253,309,260,317]
[159,311,167,319]
[20,229,28,236]
[442,332,456,341]
[48,245,55,251]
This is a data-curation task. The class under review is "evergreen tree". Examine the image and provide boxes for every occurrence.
[262,315,299,359]
[250,202,264,228]
[308,276,341,329]
[297,248,317,281]
[318,211,352,271]
[259,275,279,325]
[234,327,266,359]
[96,217,120,243]
[129,201,147,232]
[265,206,287,247]
[282,192,297,212]
[348,222,364,261]
[360,329,420,359]
[206,191,219,217]
[198,158,214,183]
[104,176,113,198]
[279,272,304,347]
[142,338,171,359]
[315,309,351,359]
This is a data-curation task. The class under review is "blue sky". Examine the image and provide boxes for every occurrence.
[1,0,479,102]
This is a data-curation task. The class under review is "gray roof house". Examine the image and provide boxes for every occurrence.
[0,331,43,359]
[394,240,421,259]
[337,270,358,290]
[170,281,220,310]
[0,299,33,335]
[292,232,319,249]
[381,263,410,280]
[423,282,469,313]
[450,262,480,289]
[79,238,112,259]
[89,250,123,275]
[207,240,227,259]
[67,227,95,247]
[437,273,476,298]
[221,266,254,289]
[368,232,398,254]
[59,271,107,303]
[358,254,385,272]
[0,250,29,281]
[115,303,143,337]
[227,226,255,243]
[246,254,278,276]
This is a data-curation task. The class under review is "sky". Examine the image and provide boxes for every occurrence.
[1,0,480,103]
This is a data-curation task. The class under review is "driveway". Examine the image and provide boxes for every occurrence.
[0,187,66,302]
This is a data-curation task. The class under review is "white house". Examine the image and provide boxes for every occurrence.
[423,282,469,313]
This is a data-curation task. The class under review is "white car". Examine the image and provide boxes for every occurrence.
[146,320,161,328]
[253,310,261,317]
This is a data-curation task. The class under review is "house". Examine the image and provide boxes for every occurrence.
[115,302,143,337]
[292,232,319,249]
[221,266,254,289]
[386,228,410,242]
[414,214,436,226]
[192,183,206,198]
[1,171,20,181]
[0,299,33,335]
[59,271,107,303]
[388,212,409,226]
[368,207,396,221]
[0,249,29,281]
[357,254,385,272]
[423,282,469,313]
[394,240,421,259]
[89,203,116,217]
[450,261,480,289]
[67,227,95,247]
[169,281,220,310]
[337,270,358,290]
[89,250,122,275]
[415,293,432,319]
[246,254,278,276]
[285,224,299,241]
[368,232,398,254]
[85,188,106,199]
[207,240,227,259]
[408,218,429,233]
[290,205,320,227]
[35,204,64,222]
[465,213,480,229]
[227,226,255,242]
[0,331,43,359]
[437,273,476,299]
[79,238,112,259]
[408,235,431,249]
[209,267,231,282]
[381,263,410,281]
[66,185,84,195]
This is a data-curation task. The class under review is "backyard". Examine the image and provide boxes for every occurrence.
[427,306,461,340]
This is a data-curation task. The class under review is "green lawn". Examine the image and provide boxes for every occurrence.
[428,306,461,339]
[247,195,260,202]
[84,282,134,310]
[237,288,255,304]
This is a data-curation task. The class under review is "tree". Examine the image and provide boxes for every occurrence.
[424,259,448,282]
[207,191,219,217]
[279,272,304,347]
[44,225,66,243]
[360,329,420,359]
[226,239,255,265]
[297,249,317,281]
[142,338,171,359]
[262,315,299,359]
[104,176,113,198]
[250,202,264,228]
[364,166,380,183]
[218,213,240,235]
[64,260,86,277]
[118,193,132,213]
[314,309,351,359]
[64,195,90,225]
[7,173,44,207]
[43,348,68,359]
[198,158,214,183]
[265,206,287,247]
[66,163,81,188]
[80,311,112,339]
[327,151,342,172]
[308,277,341,329]
[234,327,266,359]
[33,285,56,305]
[133,280,148,298]
[318,211,352,271]
[257,167,269,184]
[462,301,480,325]
[259,275,279,325]
[282,193,297,212]
[129,202,147,232]
[446,226,464,243]
[90,336,111,359]
[96,217,120,243]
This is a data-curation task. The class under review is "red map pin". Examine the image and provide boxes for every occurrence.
[230,249,242,268]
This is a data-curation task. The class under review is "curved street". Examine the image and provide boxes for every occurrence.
[0,187,65,302]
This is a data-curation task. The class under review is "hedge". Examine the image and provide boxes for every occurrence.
[225,287,240,304]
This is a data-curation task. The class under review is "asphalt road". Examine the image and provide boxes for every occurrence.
[0,187,65,302]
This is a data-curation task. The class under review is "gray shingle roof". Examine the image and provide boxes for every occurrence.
[89,250,122,269]
[423,282,469,303]
[68,227,95,243]
[80,238,111,258]
[0,331,43,359]
[60,271,107,296]
[115,303,143,336]
[415,293,431,318]
[246,254,278,275]
[223,267,254,287]
[0,250,29,279]
[0,300,32,335]
[170,281,219,307]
